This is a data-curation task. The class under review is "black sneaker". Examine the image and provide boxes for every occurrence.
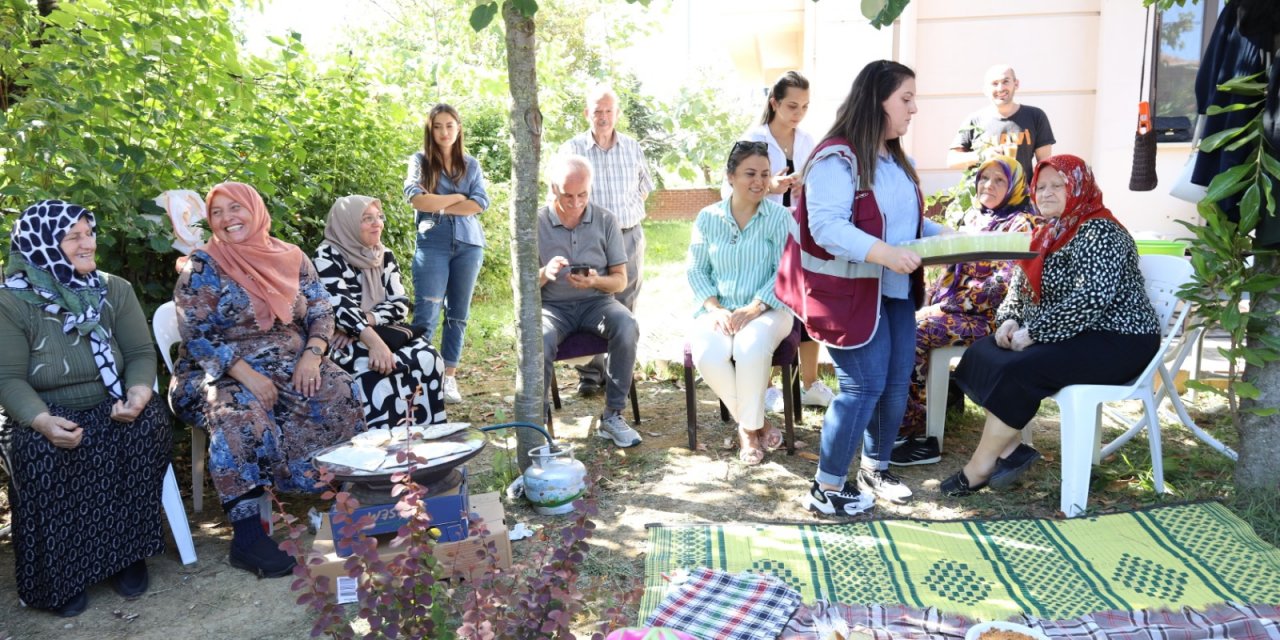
[857,468,914,504]
[890,436,942,466]
[806,480,874,516]
[988,444,1041,490]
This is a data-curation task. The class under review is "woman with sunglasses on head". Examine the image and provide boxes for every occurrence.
[689,141,795,466]
[779,60,947,517]
[404,103,490,406]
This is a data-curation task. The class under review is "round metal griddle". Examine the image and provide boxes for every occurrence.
[310,427,487,502]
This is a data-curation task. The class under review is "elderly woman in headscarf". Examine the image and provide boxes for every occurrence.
[0,201,171,616]
[313,195,447,430]
[891,155,1042,466]
[940,155,1160,496]
[169,182,364,578]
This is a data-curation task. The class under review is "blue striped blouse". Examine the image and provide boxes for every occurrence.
[687,198,795,317]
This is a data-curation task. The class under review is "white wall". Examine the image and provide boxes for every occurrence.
[795,0,1202,236]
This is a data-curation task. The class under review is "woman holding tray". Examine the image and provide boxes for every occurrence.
[314,195,448,431]
[940,155,1160,496]
[170,182,364,578]
[777,60,946,517]
[892,155,1042,466]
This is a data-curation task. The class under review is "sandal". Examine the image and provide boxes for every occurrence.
[737,428,765,466]
[760,423,784,451]
[738,446,765,466]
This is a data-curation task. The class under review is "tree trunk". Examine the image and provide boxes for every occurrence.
[502,1,545,470]
[1236,252,1280,490]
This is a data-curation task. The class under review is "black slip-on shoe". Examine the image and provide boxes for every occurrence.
[988,444,1042,490]
[940,469,988,497]
[111,558,149,598]
[229,536,297,578]
[53,591,88,618]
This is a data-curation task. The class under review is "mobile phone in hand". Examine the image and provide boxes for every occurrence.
[569,264,591,276]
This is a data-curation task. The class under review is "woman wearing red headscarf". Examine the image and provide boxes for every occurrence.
[169,182,363,577]
[941,155,1160,496]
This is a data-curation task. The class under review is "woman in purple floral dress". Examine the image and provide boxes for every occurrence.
[169,182,364,577]
[891,156,1042,465]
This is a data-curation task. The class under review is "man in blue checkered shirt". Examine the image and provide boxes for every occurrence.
[558,85,654,397]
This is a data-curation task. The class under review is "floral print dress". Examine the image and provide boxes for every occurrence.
[169,250,364,504]
[899,207,1042,437]
[312,243,446,430]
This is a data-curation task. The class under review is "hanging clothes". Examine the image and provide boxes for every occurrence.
[1193,0,1280,248]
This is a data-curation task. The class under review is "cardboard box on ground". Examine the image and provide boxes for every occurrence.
[308,491,513,593]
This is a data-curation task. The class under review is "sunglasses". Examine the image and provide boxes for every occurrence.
[731,140,770,154]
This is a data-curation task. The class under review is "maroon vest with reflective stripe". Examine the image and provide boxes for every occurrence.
[775,138,924,348]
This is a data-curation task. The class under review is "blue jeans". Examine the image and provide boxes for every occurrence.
[411,217,484,368]
[816,296,915,487]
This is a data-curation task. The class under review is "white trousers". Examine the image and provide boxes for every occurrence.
[690,308,793,432]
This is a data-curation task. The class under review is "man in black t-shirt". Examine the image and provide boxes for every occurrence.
[947,65,1055,177]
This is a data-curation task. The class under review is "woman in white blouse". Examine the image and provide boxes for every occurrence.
[733,71,832,410]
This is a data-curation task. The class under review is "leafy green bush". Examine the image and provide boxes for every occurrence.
[0,0,415,313]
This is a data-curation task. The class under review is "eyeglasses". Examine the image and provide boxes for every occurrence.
[731,141,770,154]
[360,214,386,225]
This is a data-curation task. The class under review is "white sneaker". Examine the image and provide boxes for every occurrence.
[801,380,835,407]
[442,376,462,404]
[764,385,785,414]
[598,413,642,448]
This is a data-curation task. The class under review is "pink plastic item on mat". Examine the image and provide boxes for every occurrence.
[605,628,697,640]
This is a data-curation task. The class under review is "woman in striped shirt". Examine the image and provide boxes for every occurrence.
[687,141,796,466]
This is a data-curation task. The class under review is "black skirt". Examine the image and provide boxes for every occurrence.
[6,395,172,610]
[955,331,1160,429]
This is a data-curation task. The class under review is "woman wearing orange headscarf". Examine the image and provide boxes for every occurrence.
[169,182,363,577]
[941,155,1160,496]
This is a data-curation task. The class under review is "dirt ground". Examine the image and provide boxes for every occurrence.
[0,259,1237,639]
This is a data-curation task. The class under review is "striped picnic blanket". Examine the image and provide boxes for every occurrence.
[642,502,1280,622]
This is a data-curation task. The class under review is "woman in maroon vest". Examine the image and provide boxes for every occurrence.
[778,60,947,517]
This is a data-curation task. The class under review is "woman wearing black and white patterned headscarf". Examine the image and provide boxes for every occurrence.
[0,200,172,617]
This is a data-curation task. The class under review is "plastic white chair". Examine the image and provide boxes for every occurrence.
[1051,254,1196,518]
[924,345,966,452]
[154,301,209,514]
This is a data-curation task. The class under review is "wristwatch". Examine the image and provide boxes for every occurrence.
[304,345,324,357]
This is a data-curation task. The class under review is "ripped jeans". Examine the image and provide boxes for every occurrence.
[411,218,484,369]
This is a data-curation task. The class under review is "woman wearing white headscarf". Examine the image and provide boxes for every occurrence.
[313,195,447,430]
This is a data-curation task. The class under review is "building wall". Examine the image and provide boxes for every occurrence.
[645,188,721,221]
[793,0,1201,236]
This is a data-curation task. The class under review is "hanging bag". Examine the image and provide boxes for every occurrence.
[1130,7,1160,191]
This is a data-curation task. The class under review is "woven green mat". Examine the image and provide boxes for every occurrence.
[642,502,1280,621]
